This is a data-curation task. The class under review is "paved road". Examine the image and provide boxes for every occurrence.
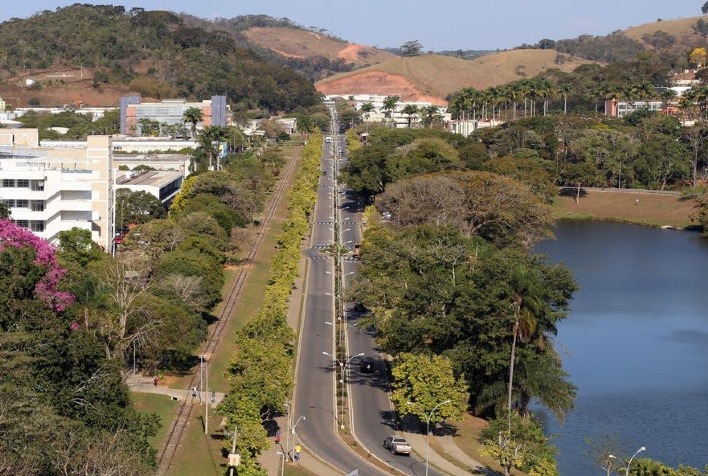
[292,110,390,476]
[334,135,445,476]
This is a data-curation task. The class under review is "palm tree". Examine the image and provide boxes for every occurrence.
[182,106,203,139]
[400,104,419,128]
[559,83,572,115]
[507,264,544,419]
[421,105,440,128]
[381,95,401,124]
[359,102,375,122]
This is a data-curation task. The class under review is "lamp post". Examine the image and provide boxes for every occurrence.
[610,446,645,476]
[407,399,453,476]
[227,424,238,476]
[291,415,305,458]
[322,351,364,429]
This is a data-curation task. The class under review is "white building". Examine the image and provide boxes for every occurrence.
[0,129,116,251]
[42,137,198,154]
[116,169,183,205]
[323,93,450,128]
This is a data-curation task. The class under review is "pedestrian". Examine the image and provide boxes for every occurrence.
[192,386,197,397]
[275,429,281,444]
[294,443,301,461]
[153,375,158,386]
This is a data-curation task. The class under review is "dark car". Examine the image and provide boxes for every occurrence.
[360,357,376,373]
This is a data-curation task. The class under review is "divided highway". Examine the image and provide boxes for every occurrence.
[292,106,445,476]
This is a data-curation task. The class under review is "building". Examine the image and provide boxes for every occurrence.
[42,137,198,154]
[324,93,450,128]
[115,169,183,206]
[120,95,229,136]
[0,129,115,251]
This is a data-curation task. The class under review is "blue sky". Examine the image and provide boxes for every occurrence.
[1,1,703,51]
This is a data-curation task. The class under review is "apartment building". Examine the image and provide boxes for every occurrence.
[120,95,229,136]
[0,129,115,251]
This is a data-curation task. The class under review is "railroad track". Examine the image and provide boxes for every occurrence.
[156,147,301,475]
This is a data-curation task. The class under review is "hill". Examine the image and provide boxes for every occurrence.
[624,16,705,50]
[242,26,396,68]
[0,6,319,111]
[316,50,593,103]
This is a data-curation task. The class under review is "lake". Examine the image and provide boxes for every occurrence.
[535,221,708,475]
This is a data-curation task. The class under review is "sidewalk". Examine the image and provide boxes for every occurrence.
[260,416,341,476]
[125,374,226,406]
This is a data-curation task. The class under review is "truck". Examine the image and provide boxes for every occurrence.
[383,436,412,455]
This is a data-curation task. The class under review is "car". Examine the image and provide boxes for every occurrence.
[360,357,376,373]
[383,436,412,455]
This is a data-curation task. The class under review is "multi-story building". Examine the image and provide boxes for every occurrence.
[120,95,229,136]
[0,129,115,251]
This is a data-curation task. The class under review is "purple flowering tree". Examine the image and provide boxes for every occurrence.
[0,219,74,311]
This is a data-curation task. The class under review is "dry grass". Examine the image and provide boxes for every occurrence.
[551,189,696,229]
[242,27,396,67]
[623,16,703,46]
[447,415,526,476]
[316,51,594,103]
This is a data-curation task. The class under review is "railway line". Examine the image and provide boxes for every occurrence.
[155,147,301,475]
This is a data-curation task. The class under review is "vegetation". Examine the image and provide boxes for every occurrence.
[16,109,120,140]
[0,221,158,475]
[0,5,320,112]
[217,131,324,474]
[343,126,576,475]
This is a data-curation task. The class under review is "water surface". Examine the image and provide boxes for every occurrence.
[535,221,708,475]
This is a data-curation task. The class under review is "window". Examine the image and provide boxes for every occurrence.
[30,221,45,232]
[2,179,15,188]
[15,220,28,228]
[2,199,15,207]
[30,200,44,212]
[16,179,29,188]
[30,180,45,191]
[16,200,28,208]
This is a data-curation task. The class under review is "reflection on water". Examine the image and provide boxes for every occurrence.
[535,221,708,475]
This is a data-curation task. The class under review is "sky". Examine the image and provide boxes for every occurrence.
[1,0,705,51]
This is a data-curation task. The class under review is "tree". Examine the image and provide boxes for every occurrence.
[116,189,167,229]
[420,105,441,128]
[400,40,423,56]
[0,202,9,219]
[401,104,419,128]
[360,102,375,122]
[703,1,708,14]
[682,123,708,188]
[182,106,203,139]
[381,95,401,122]
[137,118,160,136]
[480,412,558,476]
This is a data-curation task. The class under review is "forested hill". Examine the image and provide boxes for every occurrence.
[0,5,320,111]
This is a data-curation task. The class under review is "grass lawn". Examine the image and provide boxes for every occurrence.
[131,392,179,450]
[552,189,695,229]
[166,409,227,476]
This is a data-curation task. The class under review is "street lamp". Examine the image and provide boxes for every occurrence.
[407,399,453,476]
[322,351,364,429]
[291,415,305,459]
[610,446,646,476]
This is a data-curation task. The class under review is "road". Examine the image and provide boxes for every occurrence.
[293,105,449,476]
[335,134,444,476]
[292,115,390,475]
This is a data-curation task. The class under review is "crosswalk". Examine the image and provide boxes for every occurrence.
[308,255,359,262]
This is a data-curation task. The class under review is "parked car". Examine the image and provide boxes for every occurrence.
[360,357,376,373]
[383,436,412,455]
